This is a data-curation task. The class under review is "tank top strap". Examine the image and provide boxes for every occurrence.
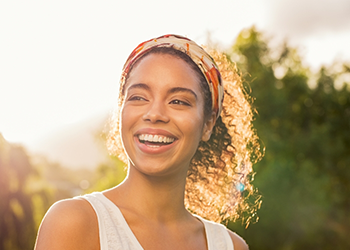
[76,192,143,250]
[194,215,234,250]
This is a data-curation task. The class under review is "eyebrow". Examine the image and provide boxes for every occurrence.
[126,83,150,92]
[126,83,197,100]
[168,87,198,100]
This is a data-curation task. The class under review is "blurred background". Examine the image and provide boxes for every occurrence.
[0,0,349,249]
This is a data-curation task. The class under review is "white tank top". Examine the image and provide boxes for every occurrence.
[78,192,234,250]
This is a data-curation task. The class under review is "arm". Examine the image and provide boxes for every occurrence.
[34,198,99,250]
[227,230,249,250]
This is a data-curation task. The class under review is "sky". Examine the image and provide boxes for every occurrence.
[1,0,350,154]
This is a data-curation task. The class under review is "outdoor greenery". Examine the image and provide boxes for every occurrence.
[0,134,99,250]
[0,26,349,249]
[227,27,350,249]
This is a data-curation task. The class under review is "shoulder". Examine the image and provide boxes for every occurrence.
[35,198,99,250]
[227,229,249,250]
[42,198,96,229]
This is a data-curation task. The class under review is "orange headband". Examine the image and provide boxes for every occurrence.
[121,34,224,119]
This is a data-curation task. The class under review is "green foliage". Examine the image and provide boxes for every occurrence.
[0,135,99,250]
[0,135,50,250]
[227,27,350,249]
[87,123,127,192]
[88,155,127,192]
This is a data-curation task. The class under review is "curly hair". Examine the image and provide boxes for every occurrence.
[107,47,263,225]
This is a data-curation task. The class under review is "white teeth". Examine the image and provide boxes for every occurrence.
[138,134,175,143]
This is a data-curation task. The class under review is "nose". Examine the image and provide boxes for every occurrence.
[142,101,170,123]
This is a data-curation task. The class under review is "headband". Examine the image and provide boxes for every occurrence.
[121,34,224,119]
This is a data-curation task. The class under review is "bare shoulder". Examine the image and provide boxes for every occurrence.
[227,229,249,250]
[35,198,99,250]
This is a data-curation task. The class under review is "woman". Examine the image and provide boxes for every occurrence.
[35,34,261,250]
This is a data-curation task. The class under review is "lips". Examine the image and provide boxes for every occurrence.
[138,134,175,144]
[134,128,178,154]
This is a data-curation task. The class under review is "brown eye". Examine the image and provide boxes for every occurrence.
[170,99,191,106]
[128,96,147,101]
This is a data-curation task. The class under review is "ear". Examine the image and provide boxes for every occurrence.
[201,112,216,142]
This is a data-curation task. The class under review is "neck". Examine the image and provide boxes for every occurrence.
[113,165,190,223]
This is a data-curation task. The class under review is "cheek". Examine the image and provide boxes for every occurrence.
[120,107,133,144]
[178,112,205,140]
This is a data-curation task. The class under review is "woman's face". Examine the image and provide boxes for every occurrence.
[120,53,215,178]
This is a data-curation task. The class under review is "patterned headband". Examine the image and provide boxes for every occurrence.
[121,34,224,119]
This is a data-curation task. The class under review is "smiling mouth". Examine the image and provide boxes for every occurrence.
[137,134,176,147]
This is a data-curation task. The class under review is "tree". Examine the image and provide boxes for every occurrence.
[227,27,350,249]
[0,134,49,250]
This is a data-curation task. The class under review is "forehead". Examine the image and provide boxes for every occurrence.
[124,53,202,92]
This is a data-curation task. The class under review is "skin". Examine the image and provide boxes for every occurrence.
[34,53,248,250]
